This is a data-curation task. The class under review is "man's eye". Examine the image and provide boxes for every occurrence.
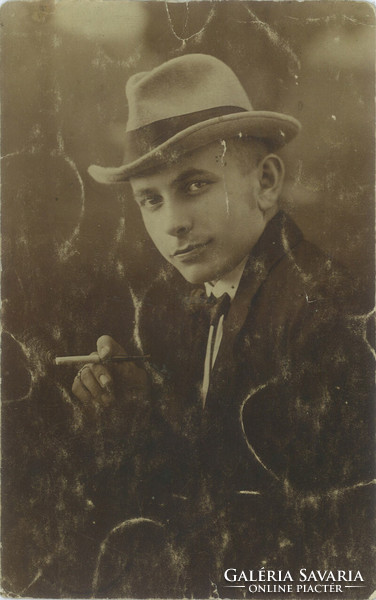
[186,181,208,194]
[140,196,162,209]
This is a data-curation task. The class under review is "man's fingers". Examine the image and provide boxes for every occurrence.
[71,337,149,410]
[72,378,111,416]
[79,365,105,398]
[91,363,115,394]
[72,363,114,405]
[72,373,93,404]
[97,335,127,361]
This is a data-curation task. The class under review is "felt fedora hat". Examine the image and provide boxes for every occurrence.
[88,54,301,183]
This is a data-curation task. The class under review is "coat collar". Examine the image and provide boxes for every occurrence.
[225,210,302,336]
[207,210,303,400]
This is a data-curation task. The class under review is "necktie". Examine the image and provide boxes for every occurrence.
[188,289,231,323]
[202,292,231,406]
[206,292,231,327]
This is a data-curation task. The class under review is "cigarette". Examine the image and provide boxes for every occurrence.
[54,355,150,366]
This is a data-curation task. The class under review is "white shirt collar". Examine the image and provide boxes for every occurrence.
[204,256,248,301]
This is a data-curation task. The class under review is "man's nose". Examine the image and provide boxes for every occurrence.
[164,203,193,237]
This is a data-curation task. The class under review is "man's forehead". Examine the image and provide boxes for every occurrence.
[129,137,263,188]
[129,143,220,189]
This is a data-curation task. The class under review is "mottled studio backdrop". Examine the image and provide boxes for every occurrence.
[1,1,375,597]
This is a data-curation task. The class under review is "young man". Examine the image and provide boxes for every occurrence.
[72,55,374,598]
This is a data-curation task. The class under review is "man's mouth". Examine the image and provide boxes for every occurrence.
[172,240,212,260]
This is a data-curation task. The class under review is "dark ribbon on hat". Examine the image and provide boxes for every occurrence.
[124,106,248,163]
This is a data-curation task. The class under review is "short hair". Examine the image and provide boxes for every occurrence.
[225,136,271,175]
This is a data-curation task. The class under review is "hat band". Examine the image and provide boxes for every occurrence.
[124,105,248,164]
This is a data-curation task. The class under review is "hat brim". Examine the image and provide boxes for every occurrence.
[88,111,301,184]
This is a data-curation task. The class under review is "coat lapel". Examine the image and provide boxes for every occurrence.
[205,211,304,406]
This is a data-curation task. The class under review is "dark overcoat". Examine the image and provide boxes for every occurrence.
[95,211,375,598]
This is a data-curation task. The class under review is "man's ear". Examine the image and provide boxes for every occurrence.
[255,154,285,211]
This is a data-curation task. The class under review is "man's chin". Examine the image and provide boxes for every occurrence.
[174,263,222,285]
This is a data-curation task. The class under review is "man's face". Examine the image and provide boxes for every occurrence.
[130,140,267,284]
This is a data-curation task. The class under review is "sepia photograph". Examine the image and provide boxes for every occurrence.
[1,1,375,598]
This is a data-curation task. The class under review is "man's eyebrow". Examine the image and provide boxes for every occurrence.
[171,169,215,187]
[132,187,158,199]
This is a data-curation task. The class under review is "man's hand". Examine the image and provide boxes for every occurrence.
[72,335,150,414]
